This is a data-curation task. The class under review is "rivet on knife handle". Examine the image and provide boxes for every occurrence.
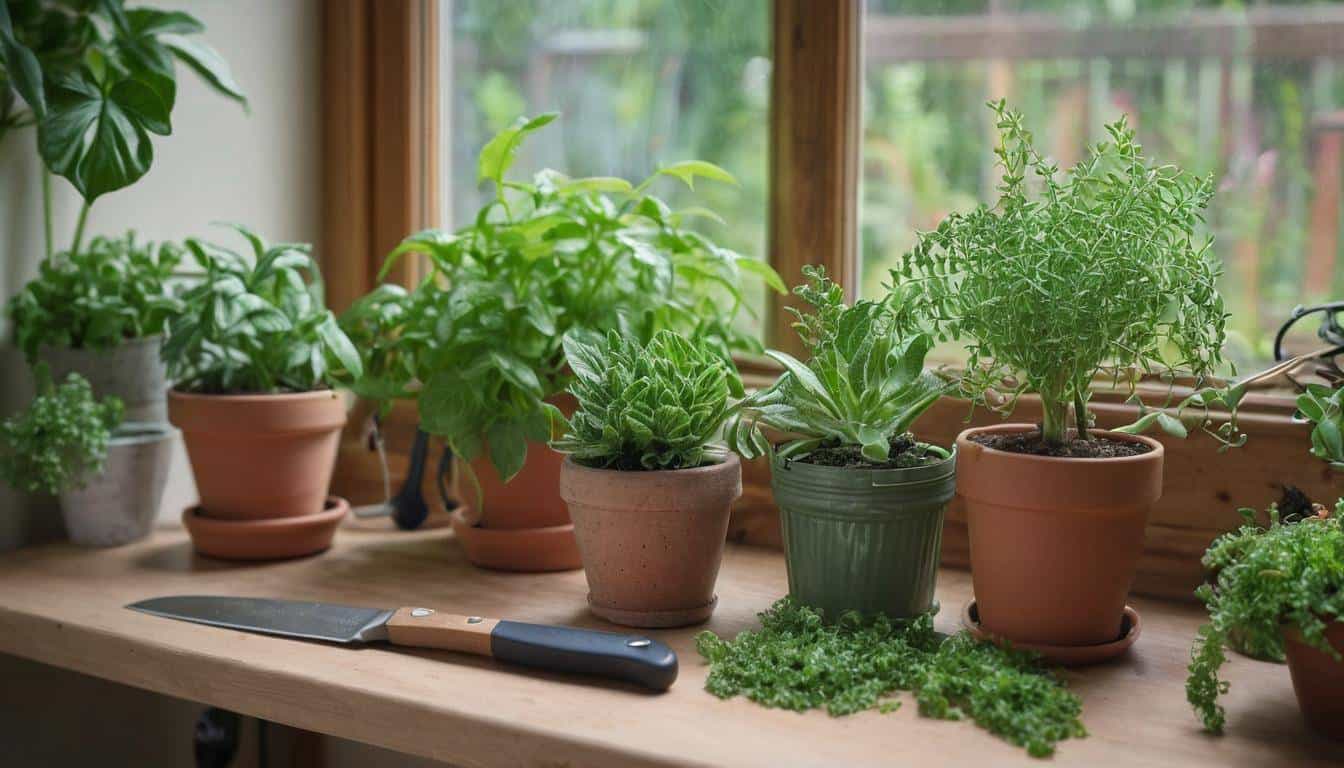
[384,608,678,691]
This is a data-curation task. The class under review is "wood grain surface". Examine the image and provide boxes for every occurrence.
[0,526,1340,767]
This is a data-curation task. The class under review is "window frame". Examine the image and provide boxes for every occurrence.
[322,0,1333,600]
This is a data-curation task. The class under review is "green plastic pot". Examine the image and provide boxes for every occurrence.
[771,446,956,620]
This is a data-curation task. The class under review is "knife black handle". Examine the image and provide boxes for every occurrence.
[384,608,678,691]
[490,620,678,692]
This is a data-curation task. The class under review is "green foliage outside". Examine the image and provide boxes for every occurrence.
[0,0,245,260]
[7,232,183,361]
[163,225,362,394]
[552,330,742,471]
[696,597,1087,758]
[0,367,122,496]
[1186,503,1344,734]
[348,114,782,484]
[727,266,952,463]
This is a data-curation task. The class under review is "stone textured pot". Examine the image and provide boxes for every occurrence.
[559,453,741,627]
[956,424,1163,647]
[1283,621,1344,741]
[39,335,168,422]
[450,394,582,572]
[168,389,346,520]
[58,422,174,547]
[771,446,956,620]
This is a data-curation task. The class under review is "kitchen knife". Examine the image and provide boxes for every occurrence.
[127,596,678,691]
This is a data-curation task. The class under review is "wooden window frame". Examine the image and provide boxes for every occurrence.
[322,0,1333,600]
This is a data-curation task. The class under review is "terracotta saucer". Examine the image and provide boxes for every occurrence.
[589,595,718,629]
[960,599,1142,666]
[448,507,582,572]
[183,497,348,561]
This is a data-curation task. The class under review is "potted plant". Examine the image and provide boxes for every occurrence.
[163,225,363,560]
[1,0,245,414]
[1186,502,1344,740]
[894,100,1243,652]
[552,330,743,627]
[8,234,182,421]
[0,367,172,547]
[726,266,957,620]
[350,113,782,571]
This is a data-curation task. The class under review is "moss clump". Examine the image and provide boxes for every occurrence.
[695,598,1086,758]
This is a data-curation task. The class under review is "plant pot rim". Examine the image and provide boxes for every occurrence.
[771,443,956,479]
[110,421,175,446]
[955,423,1164,464]
[560,451,740,478]
[168,387,341,402]
[40,333,164,354]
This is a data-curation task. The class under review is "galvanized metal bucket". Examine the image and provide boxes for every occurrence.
[771,445,957,620]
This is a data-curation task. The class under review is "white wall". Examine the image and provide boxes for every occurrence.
[0,0,321,545]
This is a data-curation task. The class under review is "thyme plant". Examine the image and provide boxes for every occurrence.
[552,330,742,471]
[0,367,123,495]
[726,266,952,463]
[696,598,1086,758]
[1186,503,1344,733]
[895,100,1232,448]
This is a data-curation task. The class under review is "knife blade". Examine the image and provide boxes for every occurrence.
[127,596,678,691]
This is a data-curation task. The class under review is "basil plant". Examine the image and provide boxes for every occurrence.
[343,113,783,483]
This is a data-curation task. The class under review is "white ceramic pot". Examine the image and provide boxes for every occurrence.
[59,423,175,547]
[38,335,168,422]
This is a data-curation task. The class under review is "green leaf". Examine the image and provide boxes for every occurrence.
[736,256,787,294]
[0,2,45,117]
[558,176,633,196]
[653,160,737,190]
[477,112,558,186]
[162,34,247,107]
[317,311,363,379]
[486,417,529,483]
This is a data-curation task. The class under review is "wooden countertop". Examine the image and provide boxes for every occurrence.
[0,525,1339,768]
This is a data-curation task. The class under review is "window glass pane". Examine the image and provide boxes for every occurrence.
[861,1,1344,369]
[442,0,772,340]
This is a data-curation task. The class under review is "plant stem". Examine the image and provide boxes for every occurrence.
[41,168,54,261]
[1040,398,1069,446]
[69,201,91,257]
[1073,391,1090,440]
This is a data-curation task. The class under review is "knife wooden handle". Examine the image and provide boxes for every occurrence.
[385,607,678,691]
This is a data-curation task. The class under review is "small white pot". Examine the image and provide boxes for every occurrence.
[59,423,175,547]
[38,335,168,422]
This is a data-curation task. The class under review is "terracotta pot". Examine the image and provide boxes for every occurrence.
[168,389,346,520]
[559,453,741,628]
[1283,621,1344,741]
[956,424,1163,647]
[183,497,348,560]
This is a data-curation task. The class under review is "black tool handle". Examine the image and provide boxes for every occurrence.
[491,620,678,691]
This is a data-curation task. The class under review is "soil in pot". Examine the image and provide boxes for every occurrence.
[169,389,345,520]
[59,423,174,547]
[772,443,956,620]
[957,424,1163,648]
[1283,621,1344,741]
[559,453,741,628]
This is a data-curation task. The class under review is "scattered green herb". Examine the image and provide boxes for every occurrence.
[162,225,362,394]
[894,100,1239,449]
[727,265,951,463]
[1186,502,1344,733]
[0,366,122,495]
[696,598,1086,758]
[8,232,183,361]
[356,113,783,482]
[552,330,742,471]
